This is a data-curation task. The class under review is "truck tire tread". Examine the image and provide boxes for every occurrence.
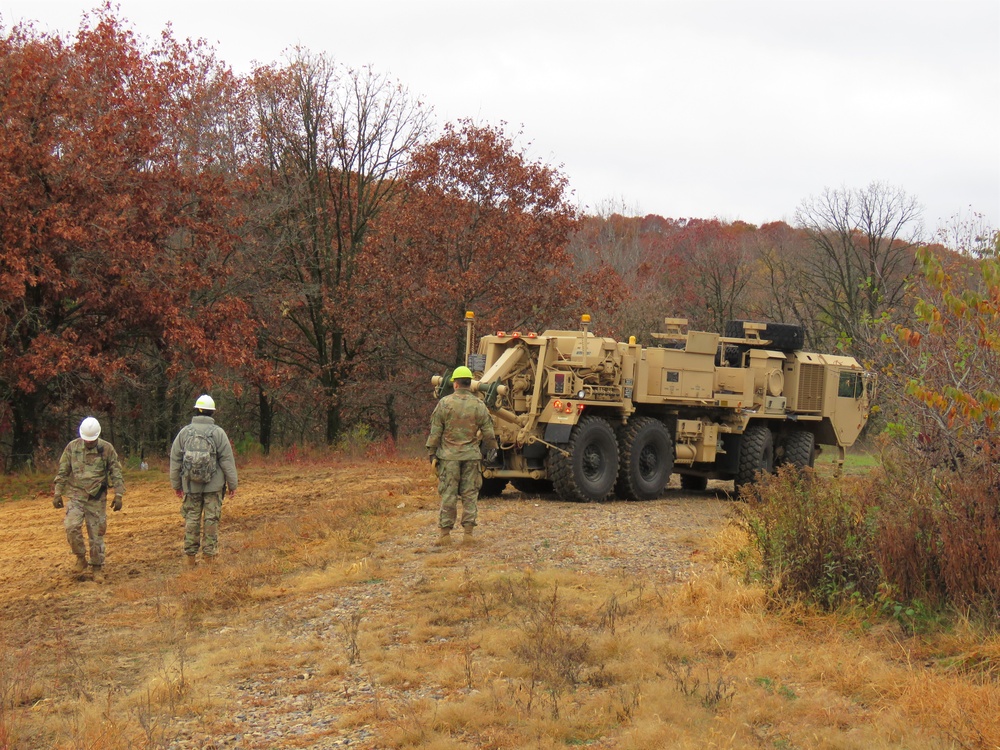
[615,417,674,500]
[549,416,618,503]
[735,424,775,497]
[725,320,805,351]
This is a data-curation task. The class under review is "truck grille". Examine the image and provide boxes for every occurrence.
[797,364,824,412]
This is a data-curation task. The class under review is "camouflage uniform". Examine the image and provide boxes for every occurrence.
[426,389,497,531]
[54,438,125,566]
[169,415,238,558]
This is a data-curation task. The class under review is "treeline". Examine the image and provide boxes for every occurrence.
[0,10,994,471]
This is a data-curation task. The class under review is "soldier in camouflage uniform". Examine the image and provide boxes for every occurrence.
[53,417,126,583]
[426,366,498,546]
[169,395,238,566]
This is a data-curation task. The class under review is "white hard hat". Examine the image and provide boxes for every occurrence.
[195,394,216,411]
[79,417,101,441]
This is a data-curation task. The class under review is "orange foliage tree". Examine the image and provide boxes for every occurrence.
[567,211,687,342]
[892,228,1000,462]
[352,120,589,439]
[0,12,254,468]
[245,50,429,446]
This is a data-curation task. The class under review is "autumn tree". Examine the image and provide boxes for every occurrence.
[746,221,823,345]
[676,220,760,333]
[247,50,429,444]
[0,12,254,469]
[795,182,923,353]
[566,207,685,342]
[355,120,583,438]
[887,224,1000,460]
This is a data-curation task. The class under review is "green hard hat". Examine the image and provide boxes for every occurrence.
[451,366,473,380]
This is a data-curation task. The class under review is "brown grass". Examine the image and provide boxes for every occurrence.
[0,456,998,748]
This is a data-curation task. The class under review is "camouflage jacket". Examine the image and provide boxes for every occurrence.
[426,389,497,461]
[54,438,126,501]
[169,415,239,494]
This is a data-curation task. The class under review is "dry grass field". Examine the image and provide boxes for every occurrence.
[1,455,998,749]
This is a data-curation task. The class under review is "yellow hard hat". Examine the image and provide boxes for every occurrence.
[451,366,473,381]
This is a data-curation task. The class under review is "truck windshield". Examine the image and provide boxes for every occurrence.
[838,371,864,399]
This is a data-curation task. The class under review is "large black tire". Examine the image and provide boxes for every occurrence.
[510,478,555,495]
[717,344,744,367]
[780,429,816,469]
[735,424,775,497]
[479,477,509,498]
[615,417,674,500]
[725,320,805,351]
[680,474,709,491]
[549,416,619,503]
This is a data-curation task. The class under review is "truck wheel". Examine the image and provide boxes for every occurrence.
[725,320,805,351]
[680,474,708,491]
[616,417,673,500]
[780,429,816,469]
[479,477,509,498]
[735,424,775,497]
[549,416,619,503]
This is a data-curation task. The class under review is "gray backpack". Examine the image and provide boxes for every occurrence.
[182,428,217,483]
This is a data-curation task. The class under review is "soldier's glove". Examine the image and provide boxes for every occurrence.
[112,496,123,512]
[485,448,500,466]
[53,496,64,509]
[429,455,439,473]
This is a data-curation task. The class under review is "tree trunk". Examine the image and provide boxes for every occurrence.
[386,392,398,443]
[258,388,273,455]
[324,329,344,444]
[325,399,341,445]
[9,393,37,472]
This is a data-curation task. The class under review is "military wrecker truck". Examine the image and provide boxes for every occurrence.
[431,313,874,502]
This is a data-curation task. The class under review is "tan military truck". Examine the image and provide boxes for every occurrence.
[432,313,874,502]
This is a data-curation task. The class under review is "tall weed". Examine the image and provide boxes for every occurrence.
[741,447,1000,624]
[737,466,880,608]
[875,449,1000,618]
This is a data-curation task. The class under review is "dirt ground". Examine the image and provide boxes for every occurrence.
[0,462,730,618]
[0,459,737,748]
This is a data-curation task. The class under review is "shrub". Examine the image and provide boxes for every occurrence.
[737,466,881,609]
[874,449,1000,618]
[740,444,1000,624]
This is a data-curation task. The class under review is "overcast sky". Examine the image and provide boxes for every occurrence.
[3,0,998,235]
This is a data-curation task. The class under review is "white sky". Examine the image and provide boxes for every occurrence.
[4,0,999,235]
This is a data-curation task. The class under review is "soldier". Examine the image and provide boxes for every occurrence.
[53,417,126,583]
[426,366,498,546]
[169,394,238,566]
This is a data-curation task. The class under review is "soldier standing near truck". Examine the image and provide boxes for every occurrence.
[53,416,126,583]
[426,366,499,546]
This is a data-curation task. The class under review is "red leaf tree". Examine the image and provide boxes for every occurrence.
[352,120,585,438]
[0,11,253,468]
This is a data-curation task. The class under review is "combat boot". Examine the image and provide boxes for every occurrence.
[460,527,475,545]
[434,528,452,546]
[185,555,198,568]
[203,554,216,566]
[73,555,88,574]
[91,565,105,583]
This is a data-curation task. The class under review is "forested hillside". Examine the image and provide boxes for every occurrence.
[0,8,996,472]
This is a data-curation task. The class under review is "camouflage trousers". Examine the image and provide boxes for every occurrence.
[181,491,224,557]
[437,459,482,530]
[64,493,107,565]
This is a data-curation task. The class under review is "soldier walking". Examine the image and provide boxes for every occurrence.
[426,366,498,546]
[53,417,126,583]
[169,395,238,566]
